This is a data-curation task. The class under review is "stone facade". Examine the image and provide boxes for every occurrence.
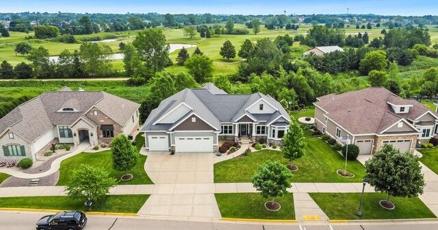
[374,134,417,154]
[86,108,123,145]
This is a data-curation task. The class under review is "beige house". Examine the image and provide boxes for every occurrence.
[0,88,140,161]
[314,88,438,155]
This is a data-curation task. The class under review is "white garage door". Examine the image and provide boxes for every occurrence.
[383,140,411,153]
[356,140,373,155]
[175,136,213,153]
[148,135,169,151]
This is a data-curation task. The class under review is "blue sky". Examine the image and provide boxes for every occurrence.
[1,0,437,16]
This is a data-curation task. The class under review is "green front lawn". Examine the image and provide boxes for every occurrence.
[215,193,294,220]
[0,195,149,213]
[310,193,436,220]
[57,150,152,185]
[0,173,10,184]
[419,148,438,175]
[214,135,365,182]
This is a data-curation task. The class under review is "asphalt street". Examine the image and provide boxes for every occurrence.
[1,211,438,230]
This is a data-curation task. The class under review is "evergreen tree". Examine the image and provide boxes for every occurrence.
[0,61,14,79]
[177,47,190,65]
[111,134,138,173]
[193,47,203,56]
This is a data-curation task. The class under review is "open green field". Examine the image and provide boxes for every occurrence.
[310,193,436,220]
[215,193,295,220]
[0,195,149,213]
[419,147,438,174]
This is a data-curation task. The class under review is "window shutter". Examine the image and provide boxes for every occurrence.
[20,145,26,156]
[2,146,9,156]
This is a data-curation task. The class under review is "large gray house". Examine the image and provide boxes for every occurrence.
[141,83,290,153]
[0,88,140,161]
[314,87,438,155]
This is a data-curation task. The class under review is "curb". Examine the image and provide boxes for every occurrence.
[0,208,137,216]
[329,218,438,223]
[221,217,297,223]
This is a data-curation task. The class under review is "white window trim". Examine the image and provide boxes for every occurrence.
[336,127,341,138]
[220,125,234,135]
[255,125,267,135]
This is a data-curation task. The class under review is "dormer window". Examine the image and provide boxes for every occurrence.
[58,107,78,113]
[400,107,405,112]
[259,104,264,111]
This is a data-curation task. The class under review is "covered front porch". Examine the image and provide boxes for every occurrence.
[218,122,288,145]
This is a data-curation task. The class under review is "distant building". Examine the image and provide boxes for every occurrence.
[304,46,344,56]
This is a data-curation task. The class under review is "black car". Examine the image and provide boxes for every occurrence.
[36,211,87,230]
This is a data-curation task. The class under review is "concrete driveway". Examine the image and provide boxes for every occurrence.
[141,152,221,220]
[145,152,215,184]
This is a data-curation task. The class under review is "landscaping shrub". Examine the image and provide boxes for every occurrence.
[219,142,234,153]
[341,144,360,160]
[228,146,237,153]
[258,138,267,144]
[262,144,267,148]
[429,137,438,146]
[254,143,262,150]
[333,143,342,151]
[93,146,99,151]
[321,135,331,142]
[271,144,277,149]
[422,143,434,148]
[327,138,337,145]
[18,158,33,169]
[243,148,251,156]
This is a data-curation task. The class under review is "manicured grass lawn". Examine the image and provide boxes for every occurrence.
[0,173,10,184]
[419,147,438,175]
[214,136,365,183]
[0,195,149,213]
[215,193,294,220]
[57,150,152,185]
[310,193,436,220]
[58,134,151,185]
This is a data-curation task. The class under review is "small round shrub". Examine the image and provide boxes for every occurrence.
[65,145,71,151]
[321,135,331,141]
[18,158,33,169]
[244,148,251,156]
[341,144,360,160]
[272,144,277,149]
[305,117,311,121]
[254,143,262,150]
[333,143,342,151]
[93,146,99,150]
[262,144,267,148]
[228,146,237,153]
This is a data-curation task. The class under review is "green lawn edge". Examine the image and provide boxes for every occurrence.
[215,193,295,220]
[0,173,10,184]
[310,193,436,220]
[419,148,438,175]
[0,195,149,213]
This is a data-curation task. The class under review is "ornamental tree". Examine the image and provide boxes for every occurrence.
[282,122,305,171]
[238,39,254,59]
[185,54,213,83]
[252,161,292,211]
[220,40,236,60]
[111,134,138,172]
[365,145,425,209]
[177,47,190,65]
[66,165,116,206]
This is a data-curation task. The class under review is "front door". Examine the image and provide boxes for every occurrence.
[78,130,89,143]
[240,124,247,136]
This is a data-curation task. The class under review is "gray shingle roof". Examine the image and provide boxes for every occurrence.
[0,90,140,143]
[141,83,290,132]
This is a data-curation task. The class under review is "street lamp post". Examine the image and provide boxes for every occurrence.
[356,179,367,217]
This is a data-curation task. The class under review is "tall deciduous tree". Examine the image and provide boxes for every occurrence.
[365,145,425,209]
[225,19,234,34]
[123,44,143,77]
[111,134,138,173]
[368,70,388,87]
[359,50,388,75]
[220,40,236,60]
[183,26,197,39]
[251,19,261,34]
[185,54,213,83]
[133,29,171,77]
[79,43,112,77]
[282,122,305,171]
[27,46,51,78]
[238,39,254,59]
[66,165,116,206]
[252,161,292,211]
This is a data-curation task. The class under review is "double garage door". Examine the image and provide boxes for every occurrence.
[175,136,213,153]
[383,140,412,153]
